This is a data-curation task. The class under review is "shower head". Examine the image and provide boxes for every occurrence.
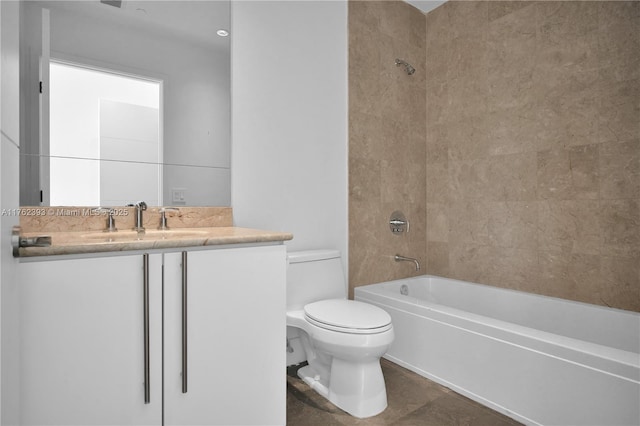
[395,58,415,76]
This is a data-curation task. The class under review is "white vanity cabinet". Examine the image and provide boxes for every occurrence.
[19,244,286,426]
[163,246,286,425]
[19,254,164,425]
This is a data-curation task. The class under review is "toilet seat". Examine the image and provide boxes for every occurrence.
[304,299,392,334]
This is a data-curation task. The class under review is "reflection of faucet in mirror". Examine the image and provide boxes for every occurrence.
[128,201,148,233]
[158,207,180,231]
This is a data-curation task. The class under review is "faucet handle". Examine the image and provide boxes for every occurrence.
[92,207,118,232]
[92,206,112,214]
[158,207,180,230]
[160,207,180,214]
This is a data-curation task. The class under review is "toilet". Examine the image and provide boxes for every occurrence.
[286,249,394,418]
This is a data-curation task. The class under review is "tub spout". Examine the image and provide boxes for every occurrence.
[394,254,420,271]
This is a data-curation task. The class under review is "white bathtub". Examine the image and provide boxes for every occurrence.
[355,275,640,426]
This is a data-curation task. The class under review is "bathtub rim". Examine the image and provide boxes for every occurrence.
[355,275,640,383]
[360,274,640,318]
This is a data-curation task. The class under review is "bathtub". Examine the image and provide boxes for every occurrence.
[355,275,640,426]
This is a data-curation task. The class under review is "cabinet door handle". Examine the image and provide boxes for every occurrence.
[182,251,188,394]
[143,253,151,404]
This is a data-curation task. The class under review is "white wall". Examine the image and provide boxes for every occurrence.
[1,1,22,423]
[231,1,349,262]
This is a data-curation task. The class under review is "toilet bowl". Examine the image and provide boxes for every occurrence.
[286,250,394,418]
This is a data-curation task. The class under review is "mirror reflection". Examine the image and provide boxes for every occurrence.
[20,0,231,207]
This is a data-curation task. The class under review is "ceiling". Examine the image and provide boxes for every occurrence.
[37,0,443,49]
[404,0,447,14]
[34,0,230,50]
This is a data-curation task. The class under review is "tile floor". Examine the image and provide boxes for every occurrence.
[286,359,523,426]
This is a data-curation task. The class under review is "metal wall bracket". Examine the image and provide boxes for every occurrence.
[12,226,52,257]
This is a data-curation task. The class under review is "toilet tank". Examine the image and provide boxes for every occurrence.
[287,250,346,311]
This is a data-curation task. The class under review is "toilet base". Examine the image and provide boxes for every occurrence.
[298,365,330,398]
[298,359,388,419]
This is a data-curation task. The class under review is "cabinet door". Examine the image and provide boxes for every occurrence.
[19,254,163,425]
[164,245,286,425]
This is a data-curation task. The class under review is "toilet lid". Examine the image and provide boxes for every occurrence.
[304,299,392,334]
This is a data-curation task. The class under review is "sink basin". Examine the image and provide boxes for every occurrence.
[79,232,141,242]
[144,229,211,238]
[79,229,211,242]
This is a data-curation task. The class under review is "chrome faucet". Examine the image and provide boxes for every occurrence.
[394,254,421,271]
[92,207,118,232]
[128,201,147,233]
[158,207,180,230]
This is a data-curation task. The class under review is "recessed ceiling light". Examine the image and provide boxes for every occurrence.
[216,29,229,37]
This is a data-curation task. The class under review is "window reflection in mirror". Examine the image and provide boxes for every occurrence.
[20,1,231,207]
[49,61,162,206]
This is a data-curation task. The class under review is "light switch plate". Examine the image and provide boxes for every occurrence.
[172,188,187,204]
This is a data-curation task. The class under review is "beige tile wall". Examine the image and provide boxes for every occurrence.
[349,0,427,298]
[349,1,639,312]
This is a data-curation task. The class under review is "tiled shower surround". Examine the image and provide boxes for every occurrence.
[348,0,639,311]
[349,0,427,297]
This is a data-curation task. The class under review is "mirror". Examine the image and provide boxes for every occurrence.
[20,0,231,207]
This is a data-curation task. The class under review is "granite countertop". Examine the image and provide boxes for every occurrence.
[17,227,293,257]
